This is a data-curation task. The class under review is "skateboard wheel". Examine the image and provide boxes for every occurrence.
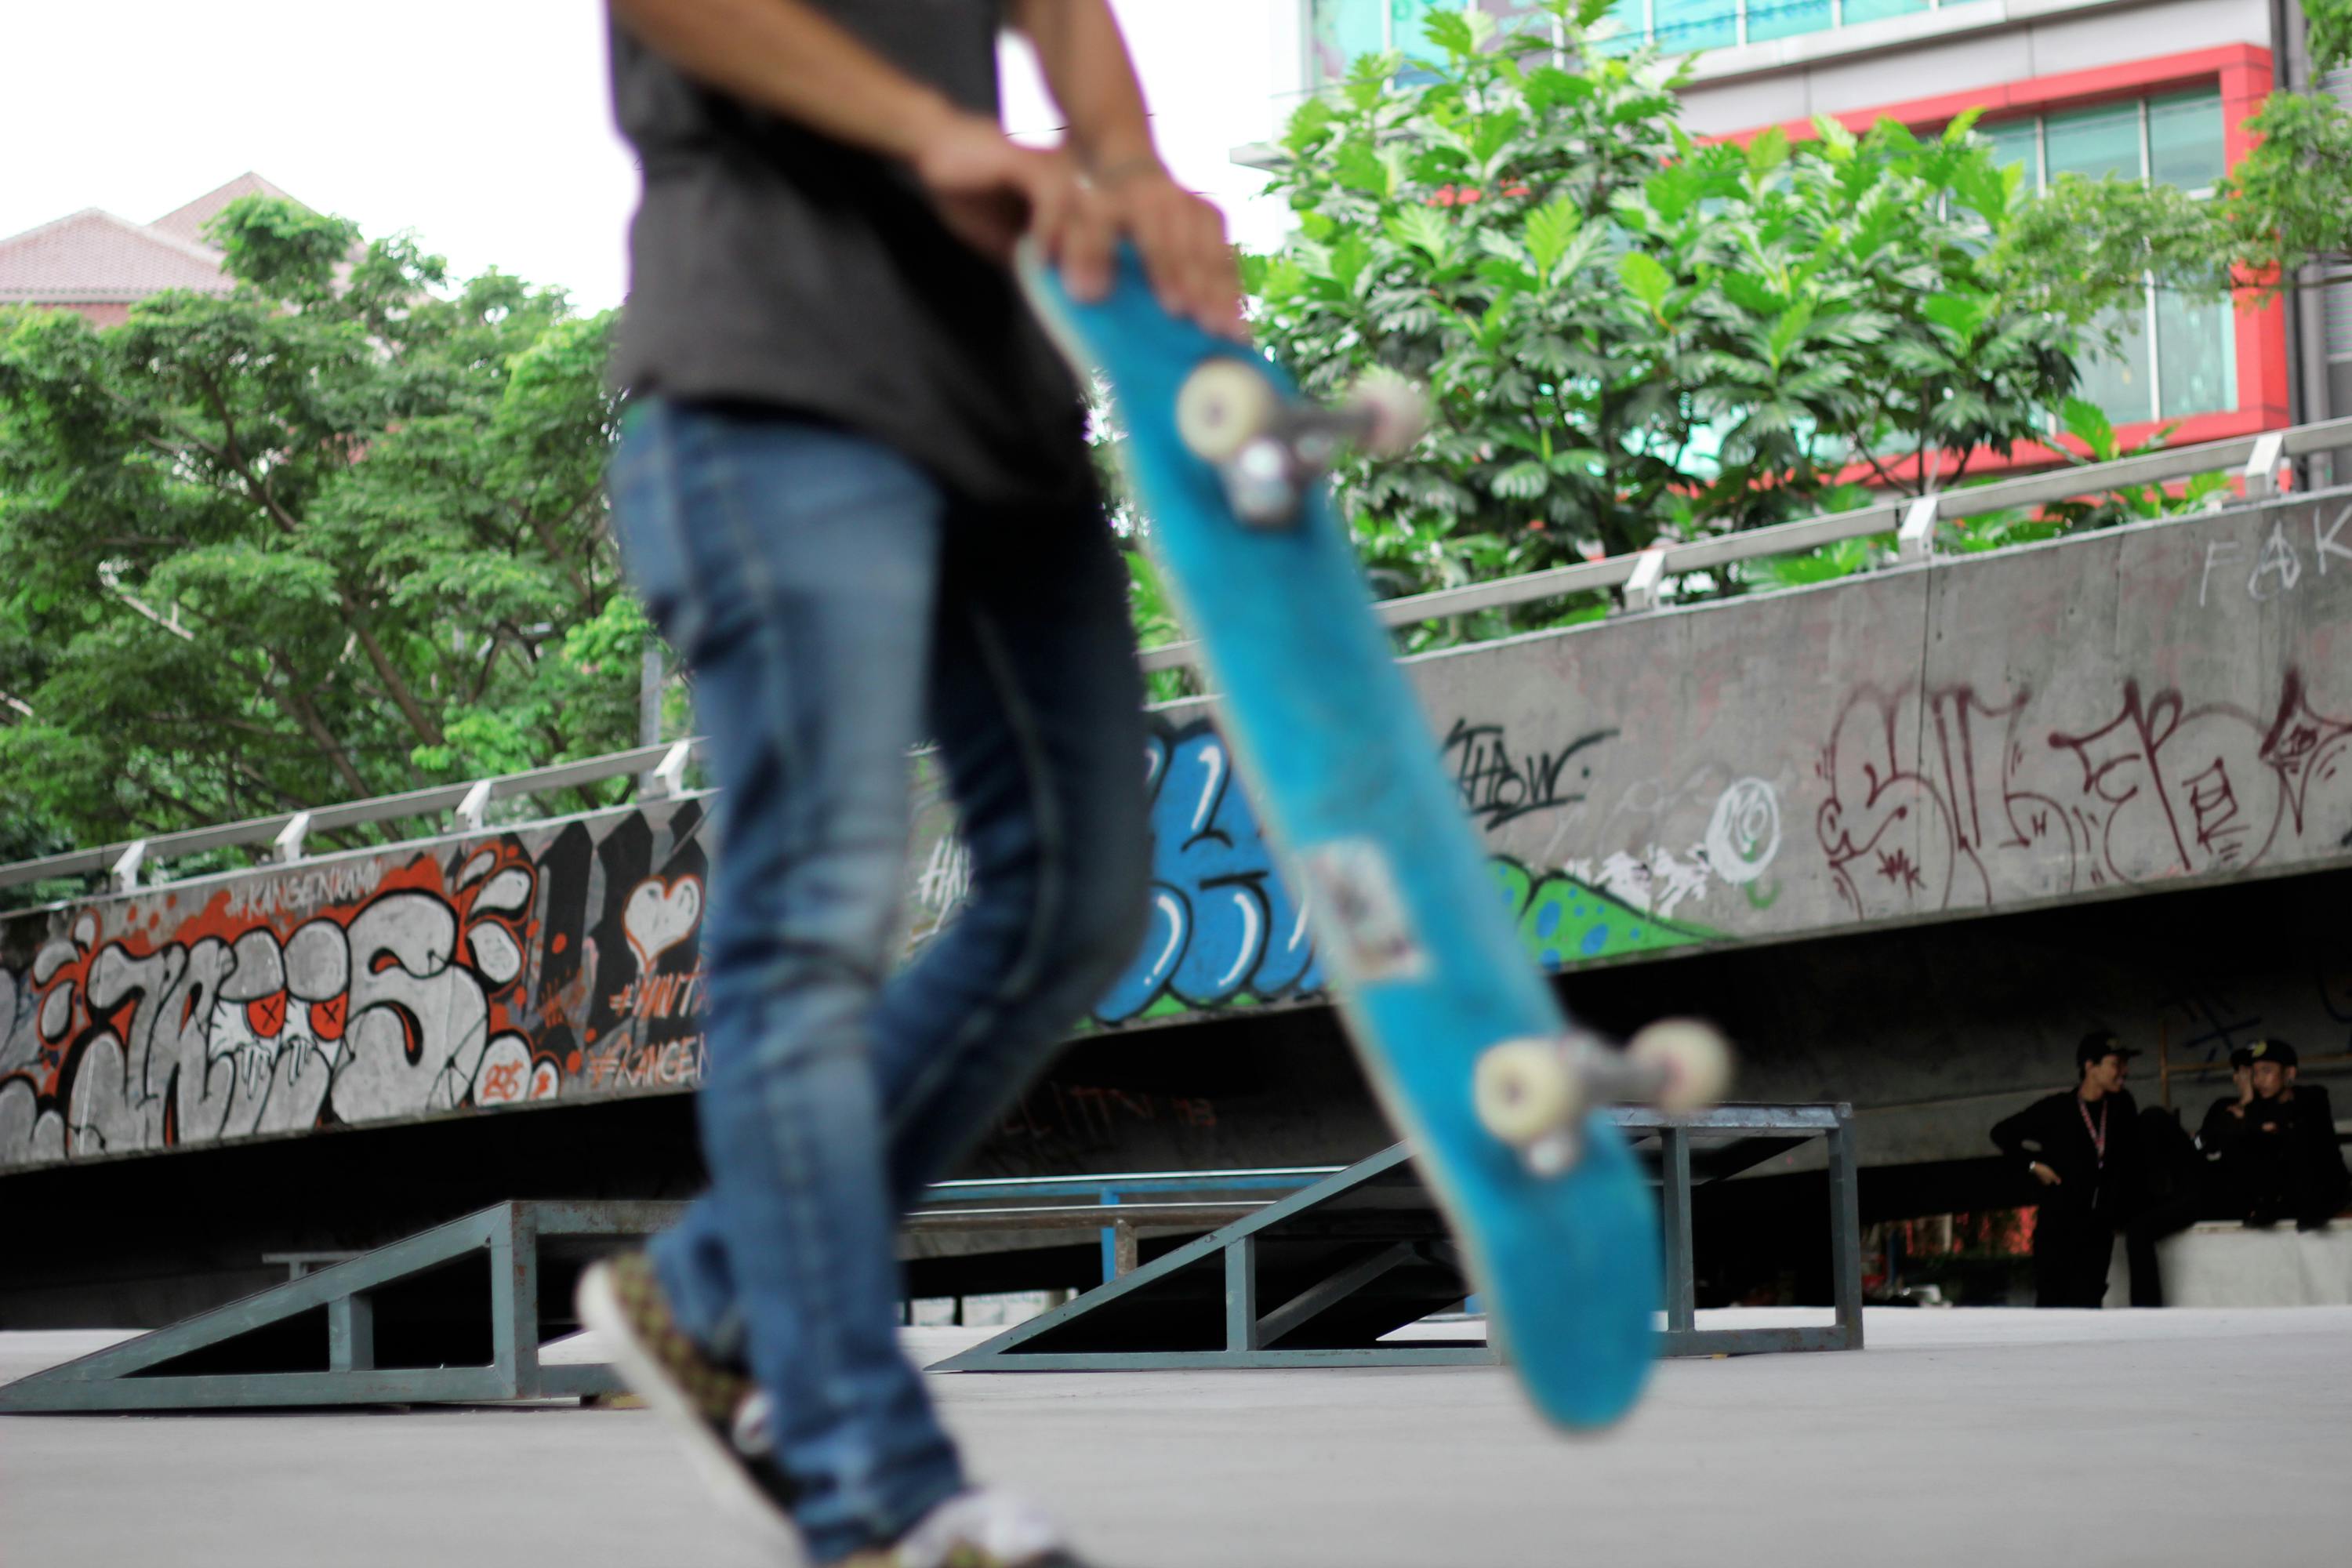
[1176,359,1279,464]
[1474,1038,1581,1146]
[1627,1019,1733,1112]
[1347,376,1428,458]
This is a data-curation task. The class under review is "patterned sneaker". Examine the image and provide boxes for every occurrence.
[576,1251,797,1526]
[840,1490,1098,1568]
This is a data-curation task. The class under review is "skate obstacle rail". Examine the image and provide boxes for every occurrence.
[4,415,2345,898]
[0,1102,1857,1411]
[936,1102,1862,1372]
[0,1200,683,1413]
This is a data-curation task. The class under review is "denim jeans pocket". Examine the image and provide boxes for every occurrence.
[608,402,709,656]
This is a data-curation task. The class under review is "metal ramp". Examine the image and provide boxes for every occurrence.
[0,1200,683,1413]
[0,1105,1857,1410]
[935,1104,1862,1372]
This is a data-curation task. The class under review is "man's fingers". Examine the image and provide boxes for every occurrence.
[1059,188,1116,303]
[1126,190,1247,341]
[1196,209,1249,343]
[1165,195,1243,342]
[1023,160,1070,267]
[1131,198,1184,316]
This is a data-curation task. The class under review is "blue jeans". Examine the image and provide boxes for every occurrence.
[607,399,1149,1562]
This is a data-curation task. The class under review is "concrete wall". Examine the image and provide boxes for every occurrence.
[1004,491,2352,1029]
[2,493,2347,1174]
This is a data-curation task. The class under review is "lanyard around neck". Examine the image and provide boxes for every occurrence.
[2077,1096,2108,1167]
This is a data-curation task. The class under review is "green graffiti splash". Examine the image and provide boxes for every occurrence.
[1489,859,1719,971]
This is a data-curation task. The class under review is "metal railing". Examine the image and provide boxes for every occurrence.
[6,414,2347,898]
[0,738,706,895]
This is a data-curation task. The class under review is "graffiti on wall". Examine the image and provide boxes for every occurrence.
[7,499,2350,1168]
[2197,500,2351,607]
[0,804,712,1169]
[916,715,1719,1030]
[1816,670,2352,921]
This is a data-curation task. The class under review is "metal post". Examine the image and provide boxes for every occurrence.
[641,739,694,802]
[1098,1189,1122,1284]
[328,1293,375,1374]
[1897,493,1940,563]
[2241,430,2285,499]
[108,840,146,895]
[488,1206,541,1399]
[639,644,663,748]
[1225,1234,1259,1352]
[271,811,313,865]
[1826,1105,1865,1350]
[455,779,494,836]
[1659,1125,1697,1334]
[1621,546,1668,613]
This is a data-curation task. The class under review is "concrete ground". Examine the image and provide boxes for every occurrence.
[3,1308,2347,1568]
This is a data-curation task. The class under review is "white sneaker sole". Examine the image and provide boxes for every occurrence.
[575,1260,798,1541]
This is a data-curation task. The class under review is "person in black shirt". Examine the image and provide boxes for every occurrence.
[573,6,1243,1567]
[2198,1040,2348,1230]
[1991,1029,2144,1308]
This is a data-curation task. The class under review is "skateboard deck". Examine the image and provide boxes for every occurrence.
[1022,246,1664,1428]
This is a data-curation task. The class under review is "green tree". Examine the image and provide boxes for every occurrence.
[0,197,642,852]
[1994,0,2351,322]
[1241,1,2076,635]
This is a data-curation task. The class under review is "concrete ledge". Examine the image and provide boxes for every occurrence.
[2107,1222,2352,1307]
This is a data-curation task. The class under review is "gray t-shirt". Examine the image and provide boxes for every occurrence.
[605,2,1094,510]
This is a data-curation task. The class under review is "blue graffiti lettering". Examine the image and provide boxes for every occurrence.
[1094,720,1322,1023]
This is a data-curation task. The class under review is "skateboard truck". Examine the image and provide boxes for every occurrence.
[1174,360,1426,527]
[1472,1021,1733,1176]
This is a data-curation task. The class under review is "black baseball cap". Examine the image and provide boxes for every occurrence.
[2231,1039,2298,1069]
[2076,1029,2140,1068]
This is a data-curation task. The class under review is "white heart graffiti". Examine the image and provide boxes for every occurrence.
[623,876,704,971]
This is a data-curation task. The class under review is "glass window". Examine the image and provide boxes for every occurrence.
[2155,289,2235,417]
[1392,0,1448,81]
[2147,89,2226,191]
[1748,0,1833,44]
[1650,0,1738,53]
[2075,304,2156,426]
[1588,0,1648,55]
[1308,0,1387,83]
[2044,101,2143,183]
[1980,117,2043,192]
[1839,0,1933,22]
[1476,0,1559,47]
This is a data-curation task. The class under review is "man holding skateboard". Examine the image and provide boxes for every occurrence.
[582,4,1240,1565]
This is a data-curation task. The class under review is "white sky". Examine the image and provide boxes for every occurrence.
[0,1,1301,314]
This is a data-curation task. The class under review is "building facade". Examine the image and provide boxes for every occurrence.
[1260,0,2348,470]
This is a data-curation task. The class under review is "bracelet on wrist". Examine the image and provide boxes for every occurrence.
[1090,152,1163,189]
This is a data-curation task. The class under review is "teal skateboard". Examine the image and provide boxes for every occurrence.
[1022,245,1730,1430]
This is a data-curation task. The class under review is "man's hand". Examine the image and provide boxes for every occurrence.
[1091,160,1247,341]
[2234,1065,2255,1107]
[2030,1161,2061,1187]
[1004,0,1246,339]
[910,114,1105,269]
[910,122,1244,341]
